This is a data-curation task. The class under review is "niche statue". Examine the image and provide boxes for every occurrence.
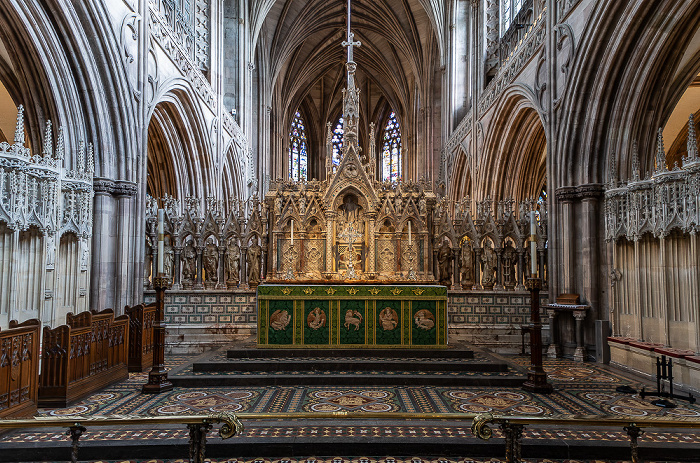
[226,239,240,288]
[459,240,475,289]
[182,241,197,287]
[203,239,218,288]
[247,240,262,288]
[437,241,453,288]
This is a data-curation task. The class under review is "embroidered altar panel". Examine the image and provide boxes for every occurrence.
[257,284,448,348]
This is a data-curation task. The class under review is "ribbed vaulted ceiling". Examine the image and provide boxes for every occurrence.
[252,0,444,179]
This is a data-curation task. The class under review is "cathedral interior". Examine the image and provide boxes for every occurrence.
[1,0,700,461]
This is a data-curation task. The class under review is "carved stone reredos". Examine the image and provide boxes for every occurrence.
[323,136,378,210]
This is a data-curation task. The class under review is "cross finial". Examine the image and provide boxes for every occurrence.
[342,32,361,64]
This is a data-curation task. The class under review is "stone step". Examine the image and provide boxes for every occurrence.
[226,347,475,359]
[169,372,525,387]
[193,359,506,373]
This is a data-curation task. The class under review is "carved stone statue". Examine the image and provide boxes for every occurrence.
[182,240,197,286]
[437,240,453,287]
[459,240,474,289]
[144,239,152,287]
[226,239,240,285]
[247,240,262,287]
[481,241,497,290]
[163,240,174,279]
[203,238,218,287]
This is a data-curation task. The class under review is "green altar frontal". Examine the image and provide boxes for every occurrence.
[256,284,448,348]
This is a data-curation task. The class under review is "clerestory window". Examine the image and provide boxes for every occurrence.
[331,117,344,172]
[501,0,524,36]
[289,111,308,181]
[381,111,402,183]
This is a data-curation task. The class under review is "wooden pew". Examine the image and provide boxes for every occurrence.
[38,309,129,408]
[125,303,156,372]
[0,319,40,418]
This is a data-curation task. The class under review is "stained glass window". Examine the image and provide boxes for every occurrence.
[536,185,547,224]
[289,111,308,181]
[381,111,402,183]
[331,117,344,172]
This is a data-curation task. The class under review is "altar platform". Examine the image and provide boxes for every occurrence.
[256,283,448,348]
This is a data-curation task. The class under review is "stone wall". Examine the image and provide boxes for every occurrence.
[147,288,550,354]
[144,290,257,354]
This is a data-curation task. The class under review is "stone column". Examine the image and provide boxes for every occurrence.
[473,248,482,290]
[367,212,376,275]
[217,245,226,289]
[262,235,269,280]
[114,181,138,313]
[516,248,526,291]
[574,310,587,362]
[454,247,462,288]
[149,233,157,290]
[240,245,248,286]
[494,249,504,290]
[90,179,117,312]
[325,211,336,275]
[555,188,577,293]
[546,309,559,358]
[194,245,204,290]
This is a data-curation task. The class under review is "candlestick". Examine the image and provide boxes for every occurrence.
[157,209,164,274]
[530,211,537,276]
[408,221,412,246]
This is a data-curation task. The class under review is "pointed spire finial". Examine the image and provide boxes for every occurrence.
[78,140,85,172]
[43,120,53,158]
[631,141,640,182]
[686,113,699,164]
[56,126,65,162]
[14,105,25,146]
[608,152,617,189]
[87,142,94,175]
[655,128,667,173]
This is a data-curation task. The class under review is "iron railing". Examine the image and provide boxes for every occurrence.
[1,411,698,463]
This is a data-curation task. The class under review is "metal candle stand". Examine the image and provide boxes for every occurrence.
[522,277,553,394]
[640,355,696,406]
[142,273,173,394]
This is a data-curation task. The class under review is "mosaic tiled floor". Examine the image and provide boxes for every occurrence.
[2,353,699,457]
[29,355,700,419]
[25,460,689,463]
[22,460,689,463]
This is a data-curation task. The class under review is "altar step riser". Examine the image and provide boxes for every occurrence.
[169,374,525,387]
[227,348,474,359]
[193,361,505,373]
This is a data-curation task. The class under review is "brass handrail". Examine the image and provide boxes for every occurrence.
[2,412,699,463]
[0,413,243,463]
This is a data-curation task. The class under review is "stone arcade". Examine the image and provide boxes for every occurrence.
[1,0,700,460]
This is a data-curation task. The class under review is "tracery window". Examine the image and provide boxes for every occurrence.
[289,111,308,181]
[331,117,344,172]
[381,112,402,183]
[501,0,524,35]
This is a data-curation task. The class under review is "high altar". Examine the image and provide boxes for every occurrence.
[257,27,447,348]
